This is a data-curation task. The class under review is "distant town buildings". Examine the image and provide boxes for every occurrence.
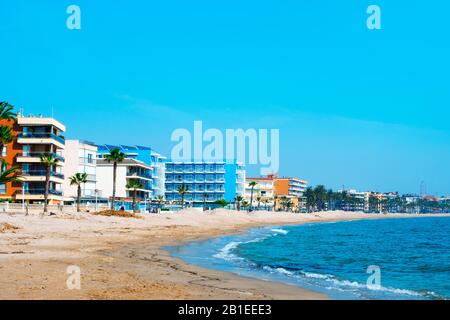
[0,111,448,214]
[245,175,309,211]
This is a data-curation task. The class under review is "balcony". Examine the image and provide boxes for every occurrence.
[16,152,65,164]
[15,189,63,201]
[18,133,65,147]
[21,170,65,183]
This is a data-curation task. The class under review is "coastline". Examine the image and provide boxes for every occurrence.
[1,210,448,300]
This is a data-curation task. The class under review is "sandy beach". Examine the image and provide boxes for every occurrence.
[0,209,446,300]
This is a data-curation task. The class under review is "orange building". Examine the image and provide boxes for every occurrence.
[273,176,308,211]
[0,115,66,204]
[0,119,22,201]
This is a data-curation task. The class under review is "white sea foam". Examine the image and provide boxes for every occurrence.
[213,241,243,261]
[270,228,289,235]
[263,267,429,298]
[213,236,267,262]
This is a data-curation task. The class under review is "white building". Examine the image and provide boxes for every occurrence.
[96,158,153,203]
[245,177,274,208]
[62,140,98,200]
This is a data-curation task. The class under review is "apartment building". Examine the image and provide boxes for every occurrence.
[245,177,275,209]
[96,144,166,198]
[274,177,308,198]
[0,114,66,204]
[273,176,308,210]
[96,158,153,205]
[164,161,245,205]
[62,140,98,201]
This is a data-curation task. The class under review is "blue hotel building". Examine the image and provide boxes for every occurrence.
[164,161,245,204]
[96,145,166,198]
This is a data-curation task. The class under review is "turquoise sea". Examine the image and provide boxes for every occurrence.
[167,217,450,300]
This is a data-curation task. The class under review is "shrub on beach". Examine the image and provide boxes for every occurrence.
[92,210,142,219]
[0,223,20,233]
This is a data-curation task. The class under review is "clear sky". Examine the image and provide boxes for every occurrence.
[1,0,449,195]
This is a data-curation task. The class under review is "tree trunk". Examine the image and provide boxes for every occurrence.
[43,165,51,213]
[77,185,81,212]
[111,162,117,210]
[181,194,185,209]
[249,188,254,212]
[132,190,137,212]
[0,142,4,165]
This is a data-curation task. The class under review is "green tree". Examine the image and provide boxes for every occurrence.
[0,163,21,184]
[155,195,164,212]
[256,196,262,210]
[304,187,316,212]
[104,148,126,210]
[40,154,60,213]
[0,102,17,164]
[0,126,14,163]
[313,185,327,211]
[177,184,189,209]
[126,180,144,212]
[248,181,258,212]
[70,173,88,212]
[215,199,228,208]
[235,196,243,211]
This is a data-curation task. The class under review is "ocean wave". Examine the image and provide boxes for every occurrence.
[270,228,289,235]
[213,241,243,261]
[262,266,435,299]
[213,236,268,262]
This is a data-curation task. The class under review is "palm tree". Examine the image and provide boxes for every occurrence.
[304,187,315,212]
[215,199,228,208]
[202,193,209,211]
[0,102,17,120]
[0,102,17,164]
[126,180,144,212]
[313,185,327,211]
[235,196,243,211]
[0,163,21,184]
[177,184,189,208]
[248,181,258,212]
[0,126,14,163]
[69,173,88,212]
[104,148,126,210]
[155,195,164,212]
[40,154,59,213]
[256,196,262,211]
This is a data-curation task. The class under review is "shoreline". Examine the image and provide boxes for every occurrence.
[1,210,449,300]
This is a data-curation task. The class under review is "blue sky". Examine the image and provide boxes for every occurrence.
[1,0,449,195]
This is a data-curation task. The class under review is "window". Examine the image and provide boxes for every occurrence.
[2,146,6,157]
[87,154,93,164]
[0,184,5,194]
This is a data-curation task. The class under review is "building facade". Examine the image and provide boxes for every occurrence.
[245,177,275,209]
[62,140,98,201]
[164,161,245,204]
[96,144,166,198]
[0,115,66,204]
[96,158,153,205]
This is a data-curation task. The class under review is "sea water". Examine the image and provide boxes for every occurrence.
[167,217,450,300]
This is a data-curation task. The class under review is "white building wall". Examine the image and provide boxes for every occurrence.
[62,140,97,199]
[96,165,127,198]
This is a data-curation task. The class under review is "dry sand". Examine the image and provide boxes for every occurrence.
[0,209,446,300]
